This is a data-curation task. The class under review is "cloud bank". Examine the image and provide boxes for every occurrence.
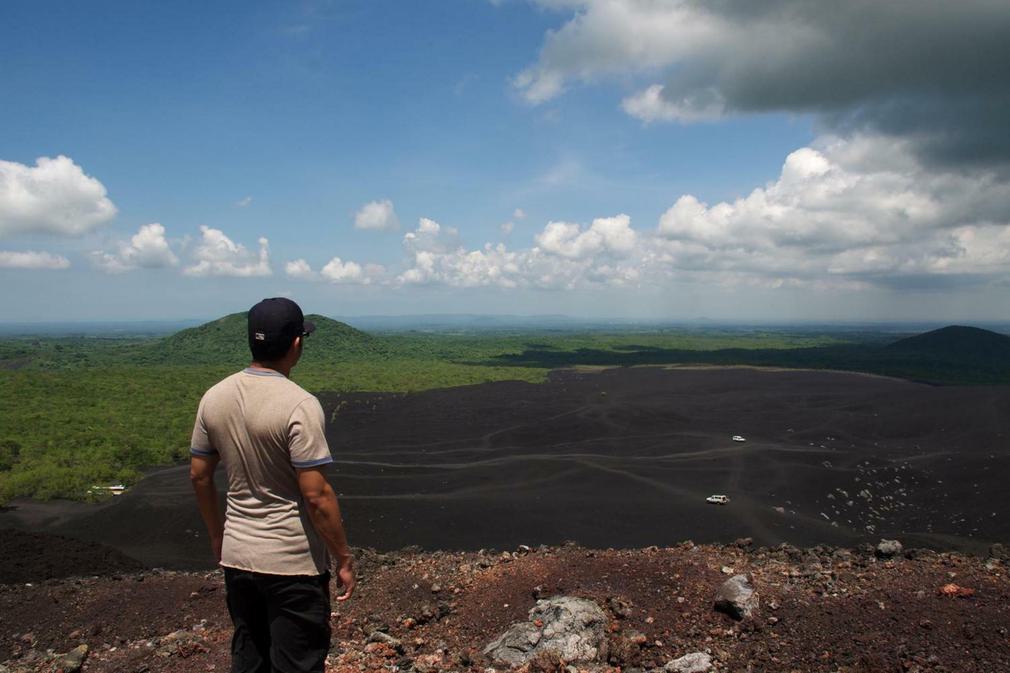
[517,0,1010,166]
[0,250,71,270]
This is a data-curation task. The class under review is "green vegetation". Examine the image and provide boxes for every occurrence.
[1,317,1007,503]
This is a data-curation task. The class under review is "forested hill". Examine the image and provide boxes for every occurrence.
[886,325,1010,362]
[140,312,387,366]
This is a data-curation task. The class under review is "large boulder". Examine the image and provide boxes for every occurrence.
[483,596,608,668]
[876,539,903,558]
[713,574,759,620]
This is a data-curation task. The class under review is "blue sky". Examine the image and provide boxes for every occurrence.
[3,1,1010,322]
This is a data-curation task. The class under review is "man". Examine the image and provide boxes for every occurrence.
[190,297,355,673]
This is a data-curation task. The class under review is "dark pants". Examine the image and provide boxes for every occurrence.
[223,567,331,673]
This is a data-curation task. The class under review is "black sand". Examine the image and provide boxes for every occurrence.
[2,366,1008,569]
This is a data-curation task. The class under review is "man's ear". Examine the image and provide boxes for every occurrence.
[289,335,303,356]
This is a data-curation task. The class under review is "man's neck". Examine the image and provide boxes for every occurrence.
[248,361,292,378]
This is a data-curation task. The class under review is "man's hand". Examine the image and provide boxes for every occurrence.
[335,554,355,601]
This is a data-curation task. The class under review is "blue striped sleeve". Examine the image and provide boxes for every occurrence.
[190,447,218,457]
[291,456,333,469]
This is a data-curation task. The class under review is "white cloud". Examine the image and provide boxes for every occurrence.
[0,155,117,238]
[235,196,253,208]
[184,226,272,277]
[91,223,178,273]
[535,214,636,259]
[354,199,400,231]
[285,257,383,284]
[621,84,725,124]
[0,250,70,270]
[285,258,316,280]
[500,221,515,235]
[513,208,526,220]
[320,257,365,283]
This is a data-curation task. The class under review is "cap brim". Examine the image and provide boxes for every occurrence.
[303,320,316,335]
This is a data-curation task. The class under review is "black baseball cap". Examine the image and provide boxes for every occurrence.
[248,298,316,351]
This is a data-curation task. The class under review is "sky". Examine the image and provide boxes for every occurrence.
[2,0,1010,323]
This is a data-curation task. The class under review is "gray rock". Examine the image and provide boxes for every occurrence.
[483,596,608,668]
[990,543,1008,560]
[876,539,903,558]
[713,574,759,620]
[367,631,402,649]
[665,652,713,673]
[58,644,89,673]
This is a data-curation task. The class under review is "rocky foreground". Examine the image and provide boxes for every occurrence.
[2,536,1009,673]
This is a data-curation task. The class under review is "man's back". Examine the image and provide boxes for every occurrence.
[191,367,332,575]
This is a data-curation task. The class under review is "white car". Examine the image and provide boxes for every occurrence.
[732,435,746,442]
[706,494,730,505]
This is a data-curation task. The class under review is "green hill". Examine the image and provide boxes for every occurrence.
[140,312,387,366]
[886,325,1010,362]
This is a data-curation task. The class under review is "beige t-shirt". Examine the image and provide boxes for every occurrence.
[190,368,332,576]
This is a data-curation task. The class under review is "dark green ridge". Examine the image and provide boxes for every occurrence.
[143,312,387,366]
[886,325,1010,362]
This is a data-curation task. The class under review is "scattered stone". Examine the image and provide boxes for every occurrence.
[367,631,403,652]
[607,596,633,619]
[714,575,759,620]
[664,651,713,673]
[57,644,88,673]
[990,543,1008,560]
[483,596,608,667]
[876,539,903,558]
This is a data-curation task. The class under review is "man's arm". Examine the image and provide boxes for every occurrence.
[298,467,355,601]
[190,454,224,563]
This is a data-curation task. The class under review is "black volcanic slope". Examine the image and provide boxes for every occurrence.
[140,312,385,365]
[4,366,1008,568]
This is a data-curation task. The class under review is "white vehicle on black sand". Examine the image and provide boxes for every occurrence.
[732,435,746,442]
[706,494,730,505]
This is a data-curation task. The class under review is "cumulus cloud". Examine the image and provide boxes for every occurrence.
[184,226,271,277]
[513,208,526,220]
[320,257,365,283]
[286,257,383,284]
[354,199,400,231]
[517,0,1010,165]
[91,223,179,273]
[285,258,316,280]
[235,196,253,208]
[535,214,636,258]
[0,155,117,238]
[0,250,70,270]
[500,221,515,235]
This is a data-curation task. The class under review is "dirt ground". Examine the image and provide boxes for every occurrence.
[2,540,1008,673]
[4,366,1006,569]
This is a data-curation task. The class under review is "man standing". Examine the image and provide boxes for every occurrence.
[190,297,355,673]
